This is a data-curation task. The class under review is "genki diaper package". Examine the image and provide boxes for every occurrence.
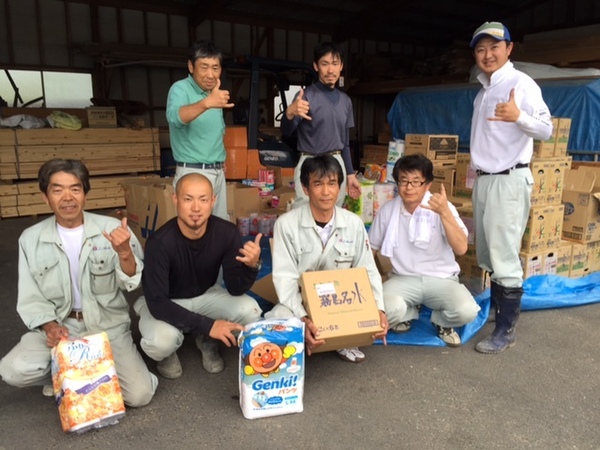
[51,332,126,433]
[238,317,305,419]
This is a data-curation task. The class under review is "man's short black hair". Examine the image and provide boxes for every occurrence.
[313,42,344,65]
[392,154,434,184]
[38,159,91,194]
[300,154,344,188]
[188,39,222,65]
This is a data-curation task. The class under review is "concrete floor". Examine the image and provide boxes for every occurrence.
[1,212,599,450]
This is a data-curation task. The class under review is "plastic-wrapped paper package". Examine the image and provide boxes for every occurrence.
[239,317,305,419]
[50,332,126,433]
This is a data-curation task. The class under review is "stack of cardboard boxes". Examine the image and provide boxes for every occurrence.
[453,117,598,284]
[560,164,600,277]
[348,134,460,225]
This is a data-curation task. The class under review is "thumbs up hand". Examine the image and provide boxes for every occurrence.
[207,78,235,109]
[489,88,520,122]
[286,88,311,121]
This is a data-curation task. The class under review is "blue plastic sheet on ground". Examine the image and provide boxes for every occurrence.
[245,236,600,347]
[379,272,600,347]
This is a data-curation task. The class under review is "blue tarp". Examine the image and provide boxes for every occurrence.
[387,77,600,154]
[248,236,600,347]
[382,272,600,347]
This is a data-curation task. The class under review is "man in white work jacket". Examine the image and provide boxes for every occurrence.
[469,21,553,353]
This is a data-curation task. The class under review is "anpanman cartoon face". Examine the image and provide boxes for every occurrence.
[248,342,283,374]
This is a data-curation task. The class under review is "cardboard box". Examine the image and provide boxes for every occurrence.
[266,166,294,189]
[448,196,472,209]
[362,144,389,166]
[561,167,600,243]
[554,117,572,156]
[532,117,559,158]
[542,248,559,275]
[522,205,551,252]
[584,241,600,274]
[260,186,296,213]
[431,167,456,197]
[545,156,572,205]
[249,274,278,304]
[299,268,383,353]
[226,182,262,224]
[530,159,550,206]
[456,205,476,256]
[86,107,117,128]
[454,153,475,198]
[120,177,176,246]
[404,134,458,163]
[546,204,565,249]
[457,255,489,294]
[519,250,544,279]
[404,134,459,152]
[555,241,573,277]
[569,242,590,278]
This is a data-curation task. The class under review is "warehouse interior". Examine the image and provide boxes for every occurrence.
[2,0,600,448]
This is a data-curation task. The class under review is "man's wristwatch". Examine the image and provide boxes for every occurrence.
[252,259,263,272]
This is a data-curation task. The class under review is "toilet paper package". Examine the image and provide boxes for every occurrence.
[238,317,305,419]
[51,332,125,433]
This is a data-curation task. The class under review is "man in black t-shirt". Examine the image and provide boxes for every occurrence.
[135,173,263,379]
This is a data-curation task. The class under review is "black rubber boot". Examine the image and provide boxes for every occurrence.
[487,281,501,323]
[476,285,522,354]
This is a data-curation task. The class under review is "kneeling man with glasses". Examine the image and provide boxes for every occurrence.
[369,154,480,347]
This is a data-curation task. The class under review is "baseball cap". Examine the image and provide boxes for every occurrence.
[470,21,511,48]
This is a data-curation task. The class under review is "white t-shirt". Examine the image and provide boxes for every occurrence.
[57,223,84,311]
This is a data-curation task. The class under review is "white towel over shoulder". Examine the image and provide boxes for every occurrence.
[380,192,435,256]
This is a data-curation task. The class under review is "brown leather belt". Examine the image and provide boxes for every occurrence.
[67,310,84,321]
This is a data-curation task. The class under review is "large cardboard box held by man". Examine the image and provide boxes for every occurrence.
[561,167,600,243]
[299,267,383,353]
[120,177,177,246]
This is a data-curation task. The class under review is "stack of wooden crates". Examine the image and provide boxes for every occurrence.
[0,127,160,218]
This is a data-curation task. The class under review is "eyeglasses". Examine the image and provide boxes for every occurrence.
[399,179,427,187]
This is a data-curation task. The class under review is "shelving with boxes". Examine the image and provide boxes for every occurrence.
[0,127,160,218]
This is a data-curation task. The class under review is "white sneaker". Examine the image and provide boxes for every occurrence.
[336,347,366,363]
[42,385,54,397]
[435,325,462,347]
[157,352,183,379]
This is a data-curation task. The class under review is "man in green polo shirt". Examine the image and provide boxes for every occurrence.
[166,40,234,220]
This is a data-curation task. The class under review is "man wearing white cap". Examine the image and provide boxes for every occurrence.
[469,22,553,353]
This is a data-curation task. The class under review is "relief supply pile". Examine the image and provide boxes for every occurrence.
[238,317,305,419]
[51,332,126,433]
